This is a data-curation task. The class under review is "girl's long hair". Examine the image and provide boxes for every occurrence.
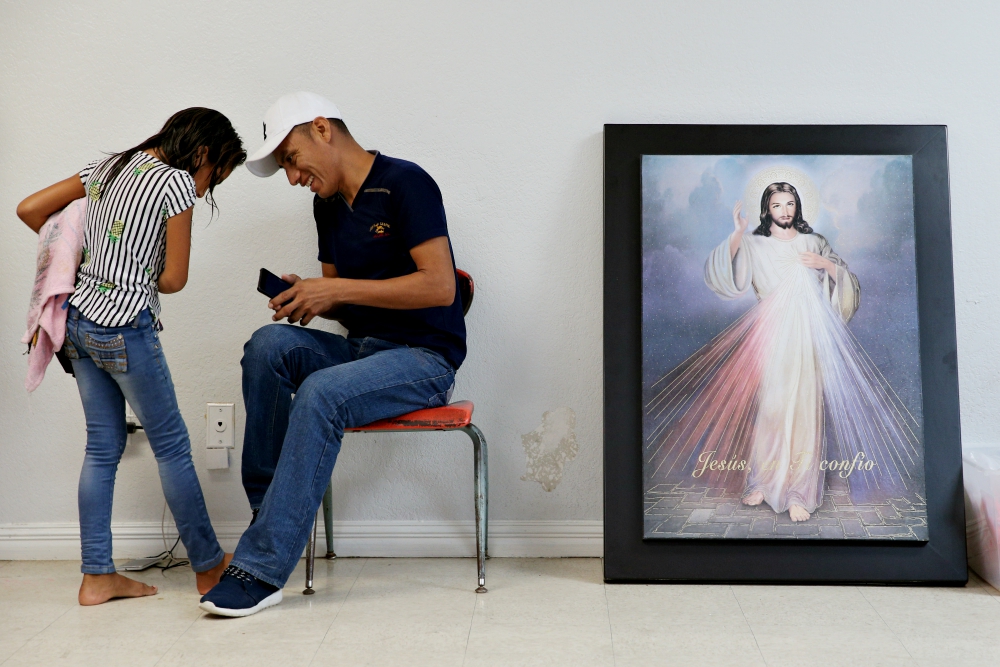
[96,107,246,215]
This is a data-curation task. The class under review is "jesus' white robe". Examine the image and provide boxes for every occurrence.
[704,230,860,513]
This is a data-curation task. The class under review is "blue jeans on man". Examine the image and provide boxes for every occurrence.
[230,324,455,587]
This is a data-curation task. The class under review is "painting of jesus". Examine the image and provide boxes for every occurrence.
[642,155,927,540]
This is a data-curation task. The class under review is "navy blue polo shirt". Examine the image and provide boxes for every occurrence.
[314,153,466,370]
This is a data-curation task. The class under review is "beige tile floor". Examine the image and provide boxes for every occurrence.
[1,557,999,666]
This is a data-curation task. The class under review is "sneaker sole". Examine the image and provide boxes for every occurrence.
[199,589,283,617]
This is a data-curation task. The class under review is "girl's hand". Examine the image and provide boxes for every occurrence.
[800,252,836,275]
[733,201,750,235]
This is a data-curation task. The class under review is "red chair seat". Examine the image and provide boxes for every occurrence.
[345,400,474,432]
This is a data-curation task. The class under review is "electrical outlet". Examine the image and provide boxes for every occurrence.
[206,403,235,449]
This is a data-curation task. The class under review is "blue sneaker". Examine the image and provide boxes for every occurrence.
[199,565,282,617]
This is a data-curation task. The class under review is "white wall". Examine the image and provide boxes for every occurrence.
[1,1,998,557]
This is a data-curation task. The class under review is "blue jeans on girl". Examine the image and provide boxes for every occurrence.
[65,306,224,575]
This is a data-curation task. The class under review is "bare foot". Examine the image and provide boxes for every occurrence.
[196,553,233,595]
[79,573,157,606]
[789,505,810,522]
[742,491,764,506]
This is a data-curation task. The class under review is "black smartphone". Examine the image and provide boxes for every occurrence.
[257,268,293,301]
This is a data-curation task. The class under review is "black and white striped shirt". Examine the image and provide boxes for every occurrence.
[69,152,197,327]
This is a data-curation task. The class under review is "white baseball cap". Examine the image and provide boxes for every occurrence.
[245,92,342,177]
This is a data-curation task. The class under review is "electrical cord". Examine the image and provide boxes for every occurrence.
[143,502,189,571]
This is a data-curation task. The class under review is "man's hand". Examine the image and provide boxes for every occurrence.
[270,274,343,326]
[800,252,836,276]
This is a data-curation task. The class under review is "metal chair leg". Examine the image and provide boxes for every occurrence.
[322,483,336,559]
[463,424,488,593]
[303,509,318,595]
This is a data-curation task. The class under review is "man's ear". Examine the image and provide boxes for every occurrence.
[313,117,334,144]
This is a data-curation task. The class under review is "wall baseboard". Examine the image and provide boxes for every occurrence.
[0,520,603,560]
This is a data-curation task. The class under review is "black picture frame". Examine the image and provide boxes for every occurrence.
[603,124,966,584]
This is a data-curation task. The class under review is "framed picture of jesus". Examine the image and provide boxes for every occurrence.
[604,124,967,584]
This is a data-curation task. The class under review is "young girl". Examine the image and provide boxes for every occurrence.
[17,108,246,605]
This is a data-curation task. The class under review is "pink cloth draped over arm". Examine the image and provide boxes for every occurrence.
[21,198,86,391]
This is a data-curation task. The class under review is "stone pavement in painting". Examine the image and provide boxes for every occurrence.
[644,480,928,540]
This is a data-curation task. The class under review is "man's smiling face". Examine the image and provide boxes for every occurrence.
[273,122,338,198]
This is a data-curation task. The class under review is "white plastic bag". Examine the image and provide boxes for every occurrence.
[964,448,1000,590]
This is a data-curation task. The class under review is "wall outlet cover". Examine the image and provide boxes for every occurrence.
[207,403,235,449]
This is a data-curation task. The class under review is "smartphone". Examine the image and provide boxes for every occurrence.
[258,268,293,301]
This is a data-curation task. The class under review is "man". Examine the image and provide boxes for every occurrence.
[200,92,466,616]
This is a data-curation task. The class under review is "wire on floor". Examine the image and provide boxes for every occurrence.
[148,501,189,571]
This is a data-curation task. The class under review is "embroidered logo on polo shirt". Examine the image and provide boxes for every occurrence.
[370,222,391,238]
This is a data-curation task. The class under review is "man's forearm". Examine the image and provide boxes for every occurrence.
[317,271,449,320]
[273,237,457,326]
[330,270,454,310]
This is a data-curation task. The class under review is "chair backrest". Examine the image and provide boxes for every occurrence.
[456,269,474,317]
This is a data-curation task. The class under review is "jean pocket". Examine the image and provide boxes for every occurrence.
[84,332,128,374]
[61,337,80,360]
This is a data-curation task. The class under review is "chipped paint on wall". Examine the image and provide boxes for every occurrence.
[520,407,578,492]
